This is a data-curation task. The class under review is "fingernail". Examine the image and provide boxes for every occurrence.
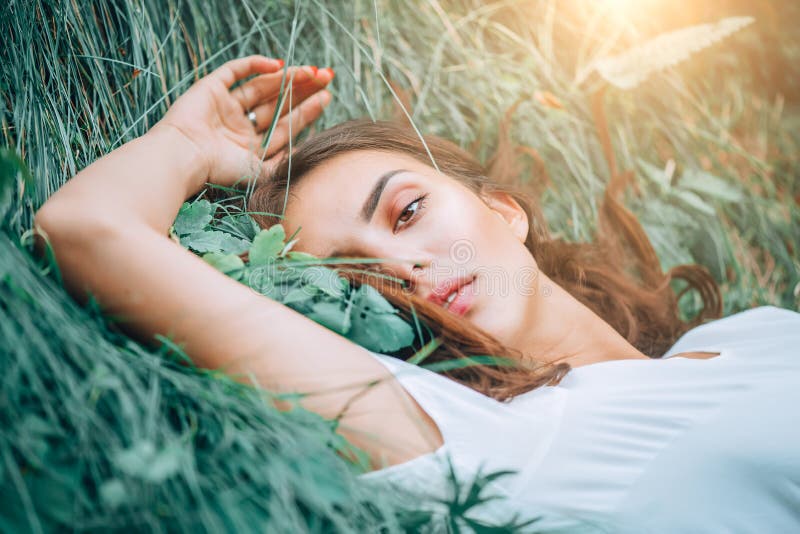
[276,59,285,68]
[309,65,318,75]
[324,67,335,79]
[318,90,332,107]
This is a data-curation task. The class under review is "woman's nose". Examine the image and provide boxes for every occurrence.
[363,247,428,291]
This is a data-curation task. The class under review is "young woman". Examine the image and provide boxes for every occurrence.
[35,56,800,532]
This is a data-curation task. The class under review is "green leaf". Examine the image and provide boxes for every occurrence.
[181,230,250,254]
[173,200,215,235]
[339,284,415,352]
[637,158,671,191]
[348,313,415,353]
[300,266,347,298]
[249,225,286,264]
[306,301,350,334]
[672,189,716,216]
[689,225,726,281]
[681,169,744,203]
[639,198,699,230]
[217,213,261,240]
[352,284,396,314]
[203,252,245,280]
[281,286,315,305]
[245,263,282,297]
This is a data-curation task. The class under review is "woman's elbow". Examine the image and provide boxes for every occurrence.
[34,199,121,254]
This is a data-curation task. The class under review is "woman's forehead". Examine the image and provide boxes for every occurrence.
[290,151,443,207]
[314,150,436,184]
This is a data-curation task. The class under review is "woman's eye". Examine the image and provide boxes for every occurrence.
[394,194,428,232]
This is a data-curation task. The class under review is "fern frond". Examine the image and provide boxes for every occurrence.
[594,16,754,90]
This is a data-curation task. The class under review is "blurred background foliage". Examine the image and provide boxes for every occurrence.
[1,0,798,531]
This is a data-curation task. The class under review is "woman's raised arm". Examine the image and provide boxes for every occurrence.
[33,56,442,469]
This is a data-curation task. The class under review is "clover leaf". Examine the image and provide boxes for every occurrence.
[352,283,397,314]
[300,266,347,298]
[173,199,215,235]
[203,252,245,280]
[216,213,261,240]
[180,230,250,254]
[348,312,415,353]
[345,284,415,352]
[249,224,286,264]
[281,286,316,306]
[307,301,351,334]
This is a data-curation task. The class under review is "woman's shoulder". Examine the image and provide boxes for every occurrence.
[362,354,589,531]
[363,352,568,468]
[662,305,800,358]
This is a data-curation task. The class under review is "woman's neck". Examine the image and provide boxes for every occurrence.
[515,277,650,368]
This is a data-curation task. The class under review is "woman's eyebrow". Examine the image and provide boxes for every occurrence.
[329,169,409,257]
[360,169,408,223]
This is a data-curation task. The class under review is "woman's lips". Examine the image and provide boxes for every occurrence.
[441,278,475,316]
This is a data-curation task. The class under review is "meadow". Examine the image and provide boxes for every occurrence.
[1,0,798,531]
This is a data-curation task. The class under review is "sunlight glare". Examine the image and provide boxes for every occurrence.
[597,0,664,18]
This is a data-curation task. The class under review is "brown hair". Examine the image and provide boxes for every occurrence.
[249,119,721,401]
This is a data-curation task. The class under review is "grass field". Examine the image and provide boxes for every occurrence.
[1,0,798,531]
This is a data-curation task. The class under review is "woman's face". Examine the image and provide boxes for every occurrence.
[282,150,542,346]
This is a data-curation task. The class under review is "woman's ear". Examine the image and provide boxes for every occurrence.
[480,189,529,242]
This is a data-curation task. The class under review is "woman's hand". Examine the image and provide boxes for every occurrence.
[154,55,333,189]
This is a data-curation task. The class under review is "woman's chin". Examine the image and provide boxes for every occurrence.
[472,295,528,345]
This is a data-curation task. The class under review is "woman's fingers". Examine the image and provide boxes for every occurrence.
[259,90,332,157]
[234,66,331,114]
[246,68,333,133]
[208,55,283,89]
[232,67,310,110]
[275,69,334,117]
[246,81,329,132]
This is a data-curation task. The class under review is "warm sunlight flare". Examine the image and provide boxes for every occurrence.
[596,0,663,13]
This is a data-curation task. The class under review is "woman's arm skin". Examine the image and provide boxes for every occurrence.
[34,56,442,469]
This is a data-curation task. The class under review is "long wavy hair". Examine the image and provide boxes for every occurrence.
[249,119,721,401]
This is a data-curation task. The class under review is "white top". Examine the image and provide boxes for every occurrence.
[360,306,800,533]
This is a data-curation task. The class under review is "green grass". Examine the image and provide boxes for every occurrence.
[1,0,798,531]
